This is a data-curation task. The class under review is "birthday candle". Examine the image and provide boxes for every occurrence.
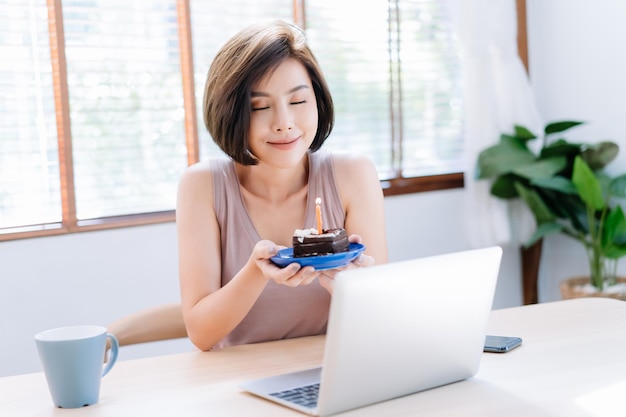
[315,197,323,234]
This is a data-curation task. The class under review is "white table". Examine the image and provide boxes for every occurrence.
[1,298,625,416]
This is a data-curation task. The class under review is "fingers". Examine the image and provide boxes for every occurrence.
[348,234,362,244]
[252,239,282,261]
[354,253,375,267]
[298,266,320,285]
[322,253,375,278]
[255,252,319,288]
[274,265,319,287]
[317,252,375,293]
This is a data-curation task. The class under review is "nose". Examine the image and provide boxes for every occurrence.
[272,104,293,132]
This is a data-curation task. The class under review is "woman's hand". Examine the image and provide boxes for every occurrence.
[318,234,375,294]
[252,240,320,287]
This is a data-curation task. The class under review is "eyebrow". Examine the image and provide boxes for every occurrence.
[251,84,310,98]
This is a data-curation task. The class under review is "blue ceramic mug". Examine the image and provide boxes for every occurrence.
[35,325,119,408]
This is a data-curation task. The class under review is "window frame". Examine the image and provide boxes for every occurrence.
[0,0,527,242]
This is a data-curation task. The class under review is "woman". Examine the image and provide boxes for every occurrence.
[176,20,388,351]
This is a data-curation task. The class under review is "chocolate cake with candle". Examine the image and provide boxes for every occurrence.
[292,227,349,258]
[292,197,349,258]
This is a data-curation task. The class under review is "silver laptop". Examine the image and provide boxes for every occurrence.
[240,246,502,416]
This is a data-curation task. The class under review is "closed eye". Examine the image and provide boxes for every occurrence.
[252,101,305,111]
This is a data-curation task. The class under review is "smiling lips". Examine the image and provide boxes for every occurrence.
[268,137,300,150]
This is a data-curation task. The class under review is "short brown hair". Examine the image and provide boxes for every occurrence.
[203,20,334,165]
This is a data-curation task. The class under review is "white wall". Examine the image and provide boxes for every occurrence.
[0,224,193,377]
[3,0,625,378]
[526,0,626,302]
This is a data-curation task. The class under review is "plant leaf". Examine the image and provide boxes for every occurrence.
[603,207,626,259]
[609,174,626,198]
[513,125,537,140]
[530,176,578,194]
[603,206,626,249]
[490,175,520,199]
[581,141,619,170]
[604,244,626,259]
[476,139,536,179]
[514,182,555,223]
[543,192,589,234]
[512,156,567,180]
[525,222,563,247]
[572,156,605,211]
[539,139,583,159]
[544,120,584,135]
[501,133,531,147]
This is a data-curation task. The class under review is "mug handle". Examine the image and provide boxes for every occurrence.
[102,333,119,377]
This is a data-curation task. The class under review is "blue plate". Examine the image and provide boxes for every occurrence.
[270,243,365,271]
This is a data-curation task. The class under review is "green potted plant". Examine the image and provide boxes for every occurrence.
[476,120,626,297]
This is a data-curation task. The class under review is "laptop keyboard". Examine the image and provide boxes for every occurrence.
[269,383,320,409]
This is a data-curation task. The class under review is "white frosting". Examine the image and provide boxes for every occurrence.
[293,228,319,243]
[293,228,319,237]
[293,228,343,243]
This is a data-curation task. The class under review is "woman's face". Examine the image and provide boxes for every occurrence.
[248,58,318,168]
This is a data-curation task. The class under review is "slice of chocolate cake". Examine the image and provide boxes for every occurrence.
[292,228,350,258]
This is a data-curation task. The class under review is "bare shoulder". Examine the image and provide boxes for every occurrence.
[177,160,216,206]
[179,160,213,182]
[178,160,217,189]
[330,150,374,167]
[330,151,380,191]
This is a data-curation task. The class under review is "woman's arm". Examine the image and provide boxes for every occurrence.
[316,153,388,293]
[176,163,318,350]
[176,163,266,350]
[334,152,389,265]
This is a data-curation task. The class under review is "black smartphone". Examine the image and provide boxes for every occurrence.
[484,335,522,353]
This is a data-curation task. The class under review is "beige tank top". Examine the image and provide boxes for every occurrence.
[210,149,345,348]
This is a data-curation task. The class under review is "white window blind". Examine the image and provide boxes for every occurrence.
[307,0,463,180]
[305,0,394,177]
[63,0,187,219]
[397,0,464,177]
[0,0,61,229]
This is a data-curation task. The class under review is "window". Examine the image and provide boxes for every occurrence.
[0,0,465,241]
[64,1,187,220]
[306,0,464,182]
[1,1,60,230]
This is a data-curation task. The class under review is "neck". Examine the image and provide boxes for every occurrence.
[235,155,309,203]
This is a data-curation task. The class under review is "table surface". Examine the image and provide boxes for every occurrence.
[2,298,625,417]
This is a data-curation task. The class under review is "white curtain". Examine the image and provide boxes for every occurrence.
[446,0,543,248]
